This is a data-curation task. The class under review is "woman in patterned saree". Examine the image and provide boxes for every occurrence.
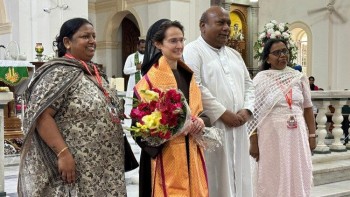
[248,39,316,197]
[134,19,209,197]
[18,18,126,196]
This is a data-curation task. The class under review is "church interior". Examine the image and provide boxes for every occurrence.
[1,0,350,196]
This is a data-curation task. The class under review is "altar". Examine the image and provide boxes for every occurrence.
[0,60,34,141]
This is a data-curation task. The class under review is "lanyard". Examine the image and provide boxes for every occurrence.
[64,53,109,98]
[276,79,293,110]
[64,53,121,124]
[285,89,293,109]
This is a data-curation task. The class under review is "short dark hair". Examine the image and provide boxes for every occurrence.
[137,39,145,45]
[151,20,184,44]
[200,11,209,24]
[260,39,288,71]
[309,76,315,81]
[54,18,93,57]
[141,20,184,75]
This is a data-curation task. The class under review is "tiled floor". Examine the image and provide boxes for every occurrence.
[4,135,350,196]
[3,131,140,197]
[4,164,139,197]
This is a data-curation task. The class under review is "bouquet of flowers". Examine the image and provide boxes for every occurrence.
[254,20,298,65]
[128,88,191,146]
[129,88,224,150]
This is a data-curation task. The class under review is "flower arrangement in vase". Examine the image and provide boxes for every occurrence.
[254,20,298,66]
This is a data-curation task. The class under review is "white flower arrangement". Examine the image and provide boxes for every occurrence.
[254,20,298,65]
[35,53,56,62]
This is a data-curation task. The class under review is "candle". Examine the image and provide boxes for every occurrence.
[115,78,124,91]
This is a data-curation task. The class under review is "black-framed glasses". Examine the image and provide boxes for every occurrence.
[270,48,289,57]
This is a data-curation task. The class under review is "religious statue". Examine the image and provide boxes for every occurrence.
[226,23,245,54]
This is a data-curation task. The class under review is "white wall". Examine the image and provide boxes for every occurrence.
[91,0,210,78]
[258,0,350,90]
[6,0,348,90]
[2,0,88,62]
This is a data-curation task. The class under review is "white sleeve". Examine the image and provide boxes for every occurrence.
[241,54,255,112]
[123,54,137,75]
[183,44,226,124]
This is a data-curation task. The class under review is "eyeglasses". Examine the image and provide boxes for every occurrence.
[270,48,289,57]
[164,38,186,45]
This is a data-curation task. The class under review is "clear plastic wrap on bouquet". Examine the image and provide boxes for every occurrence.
[192,126,224,152]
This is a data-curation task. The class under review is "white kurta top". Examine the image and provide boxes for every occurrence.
[123,52,144,127]
[183,36,255,197]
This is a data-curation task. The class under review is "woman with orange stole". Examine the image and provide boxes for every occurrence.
[133,19,209,197]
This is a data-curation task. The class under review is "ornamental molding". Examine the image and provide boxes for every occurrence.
[0,23,11,35]
[96,41,120,49]
[89,0,190,12]
[90,0,122,12]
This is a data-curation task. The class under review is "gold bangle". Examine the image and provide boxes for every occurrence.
[57,147,68,157]
[250,132,258,137]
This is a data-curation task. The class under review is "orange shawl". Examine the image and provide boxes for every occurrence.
[134,56,208,197]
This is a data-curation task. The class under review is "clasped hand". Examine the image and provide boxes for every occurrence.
[136,63,142,70]
[183,116,205,136]
[220,109,250,127]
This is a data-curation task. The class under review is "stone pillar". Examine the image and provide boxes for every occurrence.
[314,100,331,154]
[329,100,347,152]
[0,92,14,197]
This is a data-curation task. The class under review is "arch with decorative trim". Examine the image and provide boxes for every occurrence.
[289,21,312,76]
[0,0,12,35]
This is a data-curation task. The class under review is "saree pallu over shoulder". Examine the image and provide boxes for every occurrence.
[18,58,85,196]
[247,67,303,134]
[134,56,208,197]
[22,58,84,143]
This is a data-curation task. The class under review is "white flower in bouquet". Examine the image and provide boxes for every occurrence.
[259,32,266,40]
[267,28,275,35]
[278,23,286,31]
[259,47,263,53]
[254,20,298,65]
[275,31,282,37]
[270,33,276,39]
[265,23,274,29]
[282,32,290,39]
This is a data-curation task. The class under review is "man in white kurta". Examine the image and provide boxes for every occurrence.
[123,40,145,127]
[183,6,254,197]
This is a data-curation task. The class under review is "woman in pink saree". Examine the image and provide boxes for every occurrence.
[248,39,317,197]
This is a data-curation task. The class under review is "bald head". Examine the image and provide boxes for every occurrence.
[200,6,231,49]
[200,6,228,24]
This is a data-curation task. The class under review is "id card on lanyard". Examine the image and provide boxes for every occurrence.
[285,88,297,129]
